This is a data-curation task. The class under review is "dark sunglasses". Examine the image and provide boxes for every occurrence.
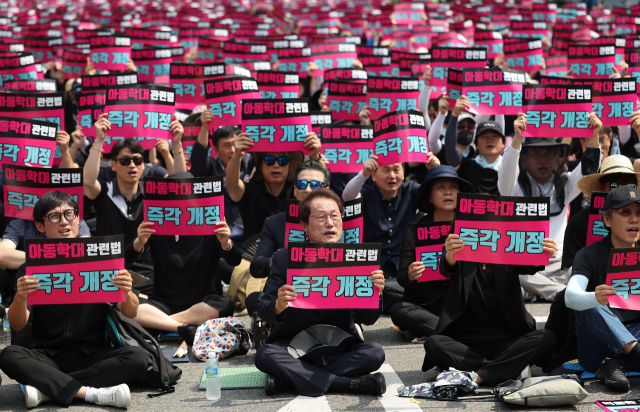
[457,123,476,131]
[116,156,144,166]
[263,156,290,166]
[295,180,326,190]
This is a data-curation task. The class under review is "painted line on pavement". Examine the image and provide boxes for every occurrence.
[376,363,422,411]
[277,395,331,412]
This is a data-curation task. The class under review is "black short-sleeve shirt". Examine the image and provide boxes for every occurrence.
[237,180,293,239]
[92,179,144,246]
[572,235,640,324]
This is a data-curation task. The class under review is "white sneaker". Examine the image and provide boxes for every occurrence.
[94,384,131,409]
[25,385,51,408]
[517,365,532,380]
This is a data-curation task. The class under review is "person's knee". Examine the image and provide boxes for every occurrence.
[0,345,23,371]
[540,329,557,352]
[366,343,385,368]
[125,347,150,373]
[218,298,235,318]
[389,302,403,322]
[255,344,277,370]
[423,335,447,353]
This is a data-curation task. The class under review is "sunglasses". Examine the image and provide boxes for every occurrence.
[44,209,78,224]
[116,156,144,166]
[295,180,326,190]
[457,123,476,131]
[263,156,290,166]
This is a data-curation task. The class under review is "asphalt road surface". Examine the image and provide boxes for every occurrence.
[1,302,639,411]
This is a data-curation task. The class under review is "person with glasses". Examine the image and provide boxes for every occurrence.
[83,113,186,275]
[498,112,602,302]
[0,191,147,409]
[225,131,321,240]
[247,160,331,315]
[255,189,387,397]
[442,96,507,196]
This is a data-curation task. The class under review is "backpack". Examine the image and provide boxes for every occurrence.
[192,317,253,361]
[105,304,182,396]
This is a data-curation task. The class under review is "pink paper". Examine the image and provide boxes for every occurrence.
[372,110,428,167]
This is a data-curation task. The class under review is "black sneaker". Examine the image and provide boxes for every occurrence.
[177,324,198,346]
[596,357,630,392]
[264,373,291,396]
[349,372,386,396]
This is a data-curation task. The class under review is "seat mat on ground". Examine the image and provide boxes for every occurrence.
[199,366,266,390]
[563,362,640,379]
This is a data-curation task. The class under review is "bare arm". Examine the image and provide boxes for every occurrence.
[56,131,75,169]
[10,273,39,331]
[170,117,186,173]
[113,270,139,319]
[225,133,253,202]
[83,113,111,199]
[155,139,174,174]
[68,126,84,166]
[0,238,25,269]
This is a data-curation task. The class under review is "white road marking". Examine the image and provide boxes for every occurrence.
[376,363,422,411]
[534,316,548,324]
[277,395,331,412]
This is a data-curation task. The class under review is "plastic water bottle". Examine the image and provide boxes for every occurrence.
[205,352,221,401]
[3,307,10,346]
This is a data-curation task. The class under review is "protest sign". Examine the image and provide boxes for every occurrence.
[393,3,426,26]
[131,48,172,85]
[144,176,225,236]
[340,198,365,244]
[590,78,637,127]
[504,40,544,73]
[256,71,299,99]
[545,55,568,78]
[125,28,172,50]
[324,68,368,84]
[0,92,64,134]
[596,399,640,411]
[89,36,131,72]
[310,111,332,135]
[287,242,380,309]
[3,165,83,220]
[0,79,56,93]
[0,53,38,82]
[326,80,368,121]
[624,49,640,91]
[474,30,504,59]
[277,47,313,77]
[320,125,373,173]
[223,41,269,63]
[104,84,176,150]
[78,91,105,138]
[81,73,138,93]
[0,117,56,167]
[169,63,251,109]
[607,248,640,311]
[511,21,548,40]
[372,110,428,167]
[586,192,608,246]
[61,49,87,79]
[181,123,214,168]
[414,221,451,282]
[204,77,261,128]
[392,51,430,78]
[522,84,593,138]
[26,235,126,305]
[241,98,312,153]
[366,77,421,120]
[358,47,392,77]
[429,47,488,95]
[453,193,551,266]
[592,37,626,71]
[446,69,464,109]
[568,44,616,79]
[196,37,224,63]
[462,68,527,115]
[311,42,357,72]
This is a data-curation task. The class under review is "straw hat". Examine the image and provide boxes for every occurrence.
[577,155,640,198]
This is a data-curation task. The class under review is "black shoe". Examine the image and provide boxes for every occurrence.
[596,357,630,392]
[350,372,386,396]
[177,324,198,346]
[264,373,290,396]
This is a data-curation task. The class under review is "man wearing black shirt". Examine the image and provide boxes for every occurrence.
[0,191,147,408]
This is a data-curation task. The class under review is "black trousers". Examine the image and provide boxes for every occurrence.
[382,279,403,314]
[245,291,262,316]
[390,302,439,338]
[423,329,556,385]
[0,345,148,406]
[255,339,385,396]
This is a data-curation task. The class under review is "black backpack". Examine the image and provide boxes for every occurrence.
[105,305,182,397]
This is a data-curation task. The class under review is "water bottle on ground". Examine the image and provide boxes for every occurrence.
[3,307,10,346]
[205,351,221,401]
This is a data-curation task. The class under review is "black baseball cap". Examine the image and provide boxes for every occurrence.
[602,186,640,211]
[474,121,505,145]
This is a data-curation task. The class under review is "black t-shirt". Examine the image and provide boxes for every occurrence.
[572,236,640,324]
[16,264,108,354]
[562,207,590,269]
[457,158,500,196]
[92,179,145,246]
[237,180,293,239]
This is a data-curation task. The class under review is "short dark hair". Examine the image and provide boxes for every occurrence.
[33,191,79,224]
[599,208,614,233]
[600,126,613,136]
[211,126,237,149]
[109,138,143,160]
[294,159,331,187]
[299,188,344,225]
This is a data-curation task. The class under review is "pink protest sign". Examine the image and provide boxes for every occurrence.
[104,84,175,151]
[341,198,365,244]
[366,77,421,120]
[256,71,299,99]
[284,200,309,247]
[511,21,548,40]
[545,55,568,78]
[625,49,640,93]
[593,37,625,71]
[125,28,172,50]
[169,63,252,109]
[436,32,469,49]
[595,399,640,411]
[311,42,358,73]
[372,110,428,167]
[1,79,56,93]
[204,77,261,129]
[446,69,467,111]
[504,40,543,73]
[430,47,488,96]
[241,98,312,153]
[239,60,273,77]
[590,78,637,127]
[61,49,87,80]
[181,124,214,168]
[277,47,313,78]
[223,41,269,63]
[587,192,608,246]
[310,111,332,135]
[287,243,381,309]
[320,125,373,173]
[414,221,451,282]
[3,164,84,220]
[522,84,593,138]
[78,91,105,139]
[0,53,38,82]
[131,48,172,85]
[393,3,426,26]
[26,235,126,305]
[568,45,616,79]
[0,92,65,135]
[607,248,640,311]
[326,80,368,122]
[474,30,504,60]
[453,193,550,266]
[358,47,392,78]
[462,68,527,115]
[81,73,139,93]
[89,36,131,72]
[0,117,57,167]
[196,37,224,63]
[391,51,430,77]
[24,36,63,63]
[324,68,368,84]
[143,176,225,236]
